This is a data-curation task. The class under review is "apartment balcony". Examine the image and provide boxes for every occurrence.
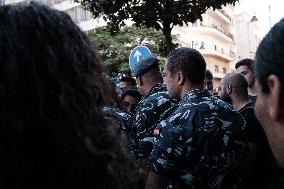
[4,0,26,4]
[215,9,232,24]
[189,24,234,43]
[208,9,232,24]
[199,48,235,62]
[213,72,226,79]
[52,0,79,11]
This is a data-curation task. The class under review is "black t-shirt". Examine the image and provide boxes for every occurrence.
[238,101,264,144]
[238,101,279,189]
[248,95,257,106]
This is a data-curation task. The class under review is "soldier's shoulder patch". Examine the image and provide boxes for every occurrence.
[153,128,161,137]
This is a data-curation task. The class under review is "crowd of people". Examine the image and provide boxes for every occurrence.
[0,2,284,189]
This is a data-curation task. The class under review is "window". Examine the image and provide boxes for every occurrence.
[192,41,199,49]
[214,45,217,51]
[222,68,227,74]
[214,65,219,73]
[200,41,205,49]
[221,48,224,54]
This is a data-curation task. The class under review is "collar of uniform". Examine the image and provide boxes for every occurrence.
[146,83,165,97]
[238,101,254,113]
[179,88,210,105]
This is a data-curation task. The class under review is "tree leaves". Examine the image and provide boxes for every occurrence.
[80,0,239,54]
[88,26,176,76]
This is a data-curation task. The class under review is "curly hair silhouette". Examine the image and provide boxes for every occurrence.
[0,2,138,188]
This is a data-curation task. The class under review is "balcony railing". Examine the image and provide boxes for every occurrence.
[218,9,232,22]
[192,23,234,41]
[210,24,234,40]
[213,72,226,79]
[199,47,235,61]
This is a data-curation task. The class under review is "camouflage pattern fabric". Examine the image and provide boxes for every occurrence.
[150,88,248,189]
[133,83,174,159]
[103,106,136,154]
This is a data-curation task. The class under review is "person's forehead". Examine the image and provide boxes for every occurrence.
[236,65,251,72]
[119,81,128,87]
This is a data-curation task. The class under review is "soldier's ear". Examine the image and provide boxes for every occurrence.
[266,75,283,122]
[137,75,143,86]
[226,85,232,94]
[177,71,185,85]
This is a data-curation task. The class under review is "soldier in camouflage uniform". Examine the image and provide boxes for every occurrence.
[101,79,137,155]
[146,48,248,189]
[131,55,174,161]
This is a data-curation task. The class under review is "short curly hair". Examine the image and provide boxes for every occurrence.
[0,3,138,188]
[166,48,206,85]
[235,59,255,73]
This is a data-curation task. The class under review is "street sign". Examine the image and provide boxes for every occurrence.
[129,46,152,71]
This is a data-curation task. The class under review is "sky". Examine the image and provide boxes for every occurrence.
[235,0,284,35]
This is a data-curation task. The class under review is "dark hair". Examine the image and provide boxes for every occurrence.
[143,64,163,82]
[0,3,138,187]
[205,69,213,80]
[166,48,206,85]
[235,58,255,73]
[104,79,119,105]
[121,87,142,102]
[120,76,136,86]
[255,18,284,99]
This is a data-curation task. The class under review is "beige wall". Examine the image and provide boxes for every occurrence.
[203,55,230,90]
[235,12,263,60]
[173,5,237,91]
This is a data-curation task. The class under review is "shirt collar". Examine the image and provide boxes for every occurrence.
[179,88,210,105]
[147,83,164,96]
[238,101,254,112]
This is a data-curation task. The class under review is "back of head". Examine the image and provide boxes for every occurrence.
[235,58,255,73]
[120,76,137,86]
[256,18,284,98]
[133,55,162,83]
[121,87,142,102]
[104,79,119,105]
[222,73,248,97]
[0,3,137,187]
[166,48,206,85]
[255,18,284,168]
[142,64,163,83]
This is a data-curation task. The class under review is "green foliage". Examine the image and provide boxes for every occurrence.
[78,0,239,54]
[88,26,174,76]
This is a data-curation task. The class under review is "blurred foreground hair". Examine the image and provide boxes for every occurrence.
[0,2,138,188]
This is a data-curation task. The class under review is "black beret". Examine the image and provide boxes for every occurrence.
[132,55,159,77]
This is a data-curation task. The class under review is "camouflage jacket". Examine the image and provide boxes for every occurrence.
[133,83,174,159]
[150,89,248,189]
[103,106,136,153]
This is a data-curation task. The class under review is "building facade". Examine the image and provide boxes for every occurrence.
[235,12,263,61]
[3,0,99,32]
[173,5,237,90]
